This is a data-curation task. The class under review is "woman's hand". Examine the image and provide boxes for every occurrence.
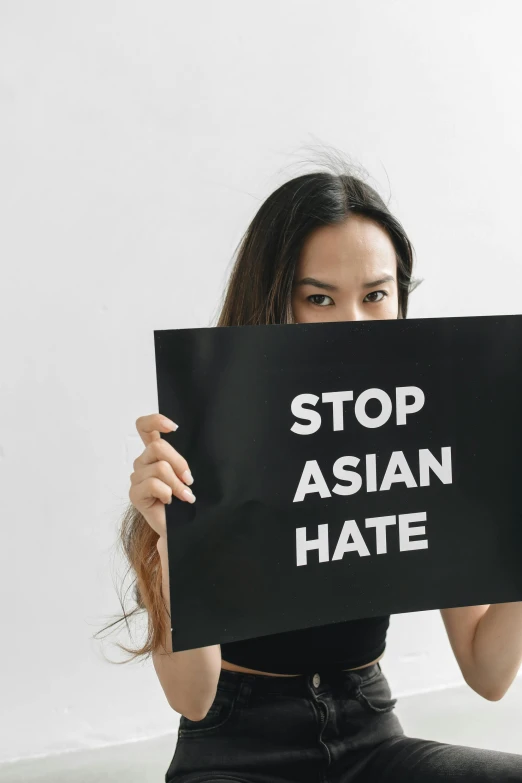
[129,413,195,538]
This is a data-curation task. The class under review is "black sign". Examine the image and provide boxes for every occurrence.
[154,315,522,653]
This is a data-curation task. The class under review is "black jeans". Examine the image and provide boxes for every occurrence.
[165,662,522,782]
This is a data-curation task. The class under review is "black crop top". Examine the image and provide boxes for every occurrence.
[220,615,390,675]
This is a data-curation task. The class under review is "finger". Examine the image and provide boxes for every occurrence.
[135,413,178,447]
[134,438,194,486]
[132,462,196,504]
[128,482,167,538]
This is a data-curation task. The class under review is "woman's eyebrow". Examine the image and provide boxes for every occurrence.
[362,275,396,289]
[296,277,338,291]
[295,274,396,291]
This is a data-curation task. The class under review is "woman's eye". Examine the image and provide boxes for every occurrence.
[364,290,388,303]
[308,294,333,307]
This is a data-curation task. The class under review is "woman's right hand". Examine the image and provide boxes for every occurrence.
[129,413,195,538]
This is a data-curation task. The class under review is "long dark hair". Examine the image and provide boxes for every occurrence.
[216,160,419,328]
[97,152,420,662]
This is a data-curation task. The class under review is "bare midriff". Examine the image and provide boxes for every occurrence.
[221,650,384,677]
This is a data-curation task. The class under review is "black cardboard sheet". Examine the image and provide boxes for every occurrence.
[154,315,522,652]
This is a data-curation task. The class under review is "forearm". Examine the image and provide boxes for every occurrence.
[152,536,222,719]
[470,601,522,700]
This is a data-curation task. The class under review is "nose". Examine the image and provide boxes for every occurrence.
[335,304,367,322]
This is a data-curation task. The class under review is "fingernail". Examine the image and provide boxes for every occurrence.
[162,418,178,431]
[183,488,196,503]
[182,469,194,485]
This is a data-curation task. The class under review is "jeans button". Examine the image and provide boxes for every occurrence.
[312,673,321,688]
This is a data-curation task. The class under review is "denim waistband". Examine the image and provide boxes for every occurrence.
[217,661,382,697]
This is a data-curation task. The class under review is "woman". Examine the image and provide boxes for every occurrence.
[107,160,522,781]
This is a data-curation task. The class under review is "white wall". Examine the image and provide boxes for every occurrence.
[1,0,521,764]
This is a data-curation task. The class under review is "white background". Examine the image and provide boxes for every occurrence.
[1,0,522,764]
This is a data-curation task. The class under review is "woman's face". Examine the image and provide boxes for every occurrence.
[291,215,399,323]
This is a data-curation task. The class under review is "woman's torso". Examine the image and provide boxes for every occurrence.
[219,615,390,677]
[221,650,385,677]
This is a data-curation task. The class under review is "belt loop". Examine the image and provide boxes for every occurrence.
[349,670,363,691]
[237,677,253,707]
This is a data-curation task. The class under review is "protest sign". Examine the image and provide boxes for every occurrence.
[154,315,522,652]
